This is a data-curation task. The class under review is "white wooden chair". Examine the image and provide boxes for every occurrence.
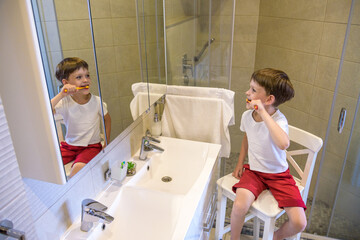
[215,125,323,240]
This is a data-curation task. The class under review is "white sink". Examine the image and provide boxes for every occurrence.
[62,136,221,240]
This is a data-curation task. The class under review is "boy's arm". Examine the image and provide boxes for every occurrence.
[50,84,77,113]
[232,133,248,179]
[103,113,111,146]
[258,108,290,150]
[51,92,65,113]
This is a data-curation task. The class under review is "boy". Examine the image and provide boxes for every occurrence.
[231,68,305,239]
[51,57,111,178]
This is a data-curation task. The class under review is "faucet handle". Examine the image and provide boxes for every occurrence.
[145,135,160,143]
[82,199,107,211]
[144,130,160,143]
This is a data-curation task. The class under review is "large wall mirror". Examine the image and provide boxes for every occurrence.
[31,0,166,180]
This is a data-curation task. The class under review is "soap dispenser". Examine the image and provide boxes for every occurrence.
[151,113,162,137]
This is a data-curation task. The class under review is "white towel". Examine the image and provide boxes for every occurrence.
[129,92,163,120]
[131,82,235,125]
[166,85,235,125]
[131,82,167,95]
[162,95,232,157]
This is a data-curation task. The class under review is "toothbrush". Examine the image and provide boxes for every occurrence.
[63,86,89,93]
[246,98,258,110]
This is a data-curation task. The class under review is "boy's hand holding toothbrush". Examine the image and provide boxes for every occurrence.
[62,84,78,94]
[246,98,262,111]
[62,84,89,94]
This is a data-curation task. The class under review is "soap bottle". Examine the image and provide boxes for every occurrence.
[151,113,162,137]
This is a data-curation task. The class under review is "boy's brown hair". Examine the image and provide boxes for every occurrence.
[55,57,89,82]
[251,68,295,107]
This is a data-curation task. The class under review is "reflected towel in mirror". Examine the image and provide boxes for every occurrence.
[130,92,164,120]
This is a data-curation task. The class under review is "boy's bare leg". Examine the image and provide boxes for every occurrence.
[274,206,307,240]
[69,162,86,178]
[230,188,255,240]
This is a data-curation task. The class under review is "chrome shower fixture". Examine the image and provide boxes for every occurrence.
[194,38,215,62]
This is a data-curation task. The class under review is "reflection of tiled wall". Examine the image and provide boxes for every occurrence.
[238,0,360,226]
[53,0,144,141]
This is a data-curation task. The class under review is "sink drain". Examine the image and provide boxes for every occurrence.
[161,176,172,182]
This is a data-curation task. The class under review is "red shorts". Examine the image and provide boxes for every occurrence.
[60,142,102,167]
[232,164,306,210]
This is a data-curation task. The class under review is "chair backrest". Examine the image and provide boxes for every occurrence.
[286,125,323,204]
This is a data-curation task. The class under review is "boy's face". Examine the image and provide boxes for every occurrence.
[63,67,90,94]
[245,79,269,106]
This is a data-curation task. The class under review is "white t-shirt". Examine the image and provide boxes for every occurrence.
[55,94,108,146]
[240,109,289,173]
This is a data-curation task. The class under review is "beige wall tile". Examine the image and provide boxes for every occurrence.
[345,24,360,63]
[232,42,256,68]
[279,105,309,131]
[255,45,318,85]
[338,61,360,98]
[112,18,138,46]
[54,0,89,20]
[234,16,259,42]
[230,67,253,92]
[99,73,119,100]
[93,19,114,47]
[96,47,117,74]
[320,22,347,58]
[211,15,235,43]
[352,0,360,25]
[307,115,328,141]
[309,87,333,121]
[325,0,352,23]
[58,20,92,50]
[115,45,140,71]
[258,17,323,53]
[314,56,339,91]
[110,0,136,17]
[260,0,326,21]
[235,0,260,16]
[90,0,111,18]
[327,126,350,158]
[286,80,313,113]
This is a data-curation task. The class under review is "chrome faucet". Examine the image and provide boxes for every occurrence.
[80,199,114,232]
[139,135,164,160]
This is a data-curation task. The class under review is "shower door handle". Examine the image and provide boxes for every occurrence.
[337,107,347,133]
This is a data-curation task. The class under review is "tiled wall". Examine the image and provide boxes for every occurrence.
[0,97,36,239]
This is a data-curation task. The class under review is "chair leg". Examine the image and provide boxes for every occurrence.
[215,188,227,240]
[253,217,260,240]
[262,217,276,240]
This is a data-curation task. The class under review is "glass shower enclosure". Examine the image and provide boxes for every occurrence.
[162,0,235,89]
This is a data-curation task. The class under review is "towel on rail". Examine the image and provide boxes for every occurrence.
[132,82,167,95]
[132,82,235,125]
[130,92,163,120]
[162,95,233,158]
